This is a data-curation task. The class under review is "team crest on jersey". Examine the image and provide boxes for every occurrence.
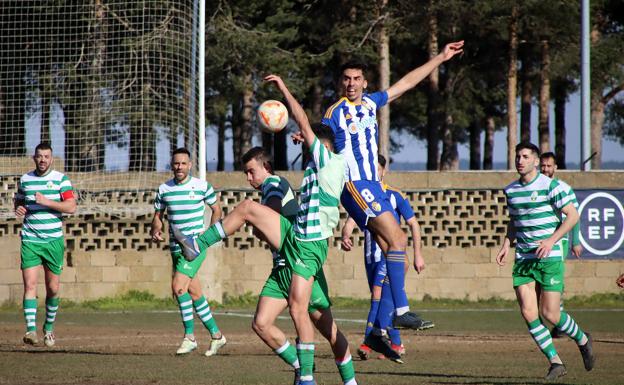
[345,113,352,120]
[348,123,359,134]
[46,181,54,190]
[371,202,381,212]
[188,189,195,199]
[530,191,538,201]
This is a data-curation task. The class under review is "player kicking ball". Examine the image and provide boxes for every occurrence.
[242,146,357,385]
[174,75,354,385]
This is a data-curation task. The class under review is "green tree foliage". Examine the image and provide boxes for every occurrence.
[1,0,622,172]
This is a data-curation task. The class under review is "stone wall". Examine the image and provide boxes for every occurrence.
[1,171,623,304]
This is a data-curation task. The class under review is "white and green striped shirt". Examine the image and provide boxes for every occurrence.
[504,173,575,261]
[18,170,74,243]
[294,138,346,241]
[261,175,298,268]
[154,177,217,253]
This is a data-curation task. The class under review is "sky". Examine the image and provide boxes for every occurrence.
[205,90,624,171]
[24,90,624,172]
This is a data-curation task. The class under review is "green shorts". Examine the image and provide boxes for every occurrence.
[171,248,207,279]
[260,266,332,313]
[279,216,328,280]
[21,238,65,275]
[512,259,565,292]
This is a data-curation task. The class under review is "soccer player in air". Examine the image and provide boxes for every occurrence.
[496,142,595,380]
[173,75,350,385]
[342,155,432,361]
[539,152,582,338]
[15,143,77,347]
[321,41,464,349]
[243,146,357,385]
[150,148,226,356]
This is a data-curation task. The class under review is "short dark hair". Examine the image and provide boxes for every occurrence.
[312,124,335,149]
[340,59,368,76]
[540,151,556,162]
[172,147,191,158]
[378,154,387,168]
[241,146,273,173]
[35,143,52,153]
[515,141,540,156]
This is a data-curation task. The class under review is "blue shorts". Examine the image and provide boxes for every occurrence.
[342,180,395,230]
[365,259,387,291]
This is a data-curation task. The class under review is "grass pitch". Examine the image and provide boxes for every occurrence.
[1,306,623,385]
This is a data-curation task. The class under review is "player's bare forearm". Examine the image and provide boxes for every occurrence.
[548,203,579,245]
[495,238,511,266]
[386,56,444,102]
[209,202,222,225]
[40,197,77,214]
[150,211,165,242]
[408,218,422,254]
[342,217,356,238]
[341,217,356,251]
[496,220,515,265]
[387,40,464,102]
[407,217,424,270]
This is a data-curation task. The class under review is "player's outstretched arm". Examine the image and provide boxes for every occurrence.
[264,74,315,148]
[386,40,464,103]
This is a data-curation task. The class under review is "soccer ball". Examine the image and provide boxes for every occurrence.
[257,100,288,133]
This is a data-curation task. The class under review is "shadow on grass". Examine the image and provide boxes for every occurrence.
[324,369,562,385]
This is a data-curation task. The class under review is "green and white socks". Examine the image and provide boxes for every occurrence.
[275,340,300,369]
[193,296,220,337]
[176,292,195,338]
[528,319,559,361]
[197,221,227,250]
[23,297,60,335]
[556,312,588,346]
[44,297,59,332]
[297,341,315,383]
[23,298,37,332]
[336,353,357,385]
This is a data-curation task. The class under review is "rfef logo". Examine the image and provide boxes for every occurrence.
[577,191,624,258]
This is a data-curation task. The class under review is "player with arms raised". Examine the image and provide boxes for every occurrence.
[322,41,463,350]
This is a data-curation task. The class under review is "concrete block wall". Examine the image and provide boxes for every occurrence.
[1,234,623,304]
[1,170,623,303]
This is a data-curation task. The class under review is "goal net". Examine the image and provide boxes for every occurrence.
[0,0,200,215]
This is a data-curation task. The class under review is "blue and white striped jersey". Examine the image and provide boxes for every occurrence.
[321,91,388,182]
